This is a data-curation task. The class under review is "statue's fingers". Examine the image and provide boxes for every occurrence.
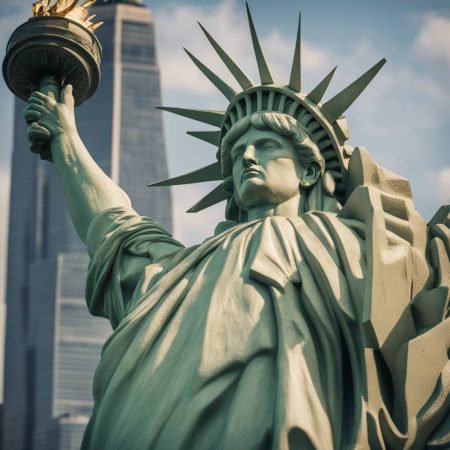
[23,102,47,115]
[29,91,48,102]
[23,110,41,124]
[23,101,45,119]
[29,91,56,107]
[26,100,46,113]
[28,121,51,143]
[28,121,51,136]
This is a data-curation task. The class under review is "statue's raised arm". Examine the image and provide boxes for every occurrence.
[23,85,132,243]
[3,0,134,243]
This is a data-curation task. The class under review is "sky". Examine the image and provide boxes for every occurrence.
[0,0,449,388]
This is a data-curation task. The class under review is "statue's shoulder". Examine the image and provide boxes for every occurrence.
[338,147,430,251]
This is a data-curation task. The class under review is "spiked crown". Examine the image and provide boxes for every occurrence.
[150,3,386,214]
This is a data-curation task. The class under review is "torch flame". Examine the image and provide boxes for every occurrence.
[32,0,103,32]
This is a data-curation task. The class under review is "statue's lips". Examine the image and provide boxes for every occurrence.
[242,167,262,181]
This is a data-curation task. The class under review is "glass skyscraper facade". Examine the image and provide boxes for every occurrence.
[2,1,172,449]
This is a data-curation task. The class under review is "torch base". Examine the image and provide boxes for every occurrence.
[2,16,102,106]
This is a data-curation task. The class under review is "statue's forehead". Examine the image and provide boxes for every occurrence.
[232,127,288,149]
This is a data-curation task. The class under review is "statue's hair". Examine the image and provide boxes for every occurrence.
[220,112,340,222]
[221,112,325,178]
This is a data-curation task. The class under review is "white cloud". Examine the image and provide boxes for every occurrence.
[154,0,332,97]
[155,1,247,96]
[260,29,332,83]
[414,13,450,68]
[436,167,450,203]
[426,167,450,205]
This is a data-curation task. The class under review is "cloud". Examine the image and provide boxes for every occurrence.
[414,13,450,68]
[425,167,450,205]
[155,1,247,97]
[259,29,332,83]
[436,167,450,203]
[154,0,332,98]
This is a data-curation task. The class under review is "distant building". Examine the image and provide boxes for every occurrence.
[0,402,3,450]
[0,302,5,396]
[2,1,171,448]
[0,300,5,450]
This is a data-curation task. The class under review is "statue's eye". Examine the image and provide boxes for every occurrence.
[263,142,276,150]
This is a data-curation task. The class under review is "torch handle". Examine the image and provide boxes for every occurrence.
[29,76,61,162]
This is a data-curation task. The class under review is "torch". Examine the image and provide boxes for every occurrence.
[2,0,102,160]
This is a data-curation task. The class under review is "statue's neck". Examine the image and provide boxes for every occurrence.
[246,194,302,221]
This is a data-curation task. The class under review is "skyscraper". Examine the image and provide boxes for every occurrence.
[2,1,171,448]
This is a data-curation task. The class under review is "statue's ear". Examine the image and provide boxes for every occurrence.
[302,169,341,213]
[299,162,321,188]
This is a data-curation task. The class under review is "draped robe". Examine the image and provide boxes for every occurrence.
[81,150,449,450]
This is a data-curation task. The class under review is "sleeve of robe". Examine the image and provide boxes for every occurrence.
[85,207,185,329]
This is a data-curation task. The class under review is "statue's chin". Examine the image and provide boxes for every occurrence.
[235,184,272,211]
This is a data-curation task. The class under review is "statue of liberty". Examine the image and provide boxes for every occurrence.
[22,4,449,449]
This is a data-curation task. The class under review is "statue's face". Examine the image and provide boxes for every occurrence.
[231,126,304,211]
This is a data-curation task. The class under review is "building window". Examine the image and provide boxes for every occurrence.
[122,21,155,65]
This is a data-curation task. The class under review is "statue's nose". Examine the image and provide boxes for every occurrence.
[242,144,257,166]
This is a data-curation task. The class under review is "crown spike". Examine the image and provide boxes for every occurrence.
[157,107,224,128]
[148,162,222,187]
[322,58,386,123]
[288,12,302,92]
[187,131,221,146]
[80,0,96,9]
[184,48,237,101]
[198,22,254,90]
[306,66,337,104]
[246,2,274,85]
[187,184,228,213]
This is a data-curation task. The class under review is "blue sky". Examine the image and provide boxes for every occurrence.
[0,0,449,290]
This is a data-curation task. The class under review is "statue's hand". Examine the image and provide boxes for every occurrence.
[23,84,77,147]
